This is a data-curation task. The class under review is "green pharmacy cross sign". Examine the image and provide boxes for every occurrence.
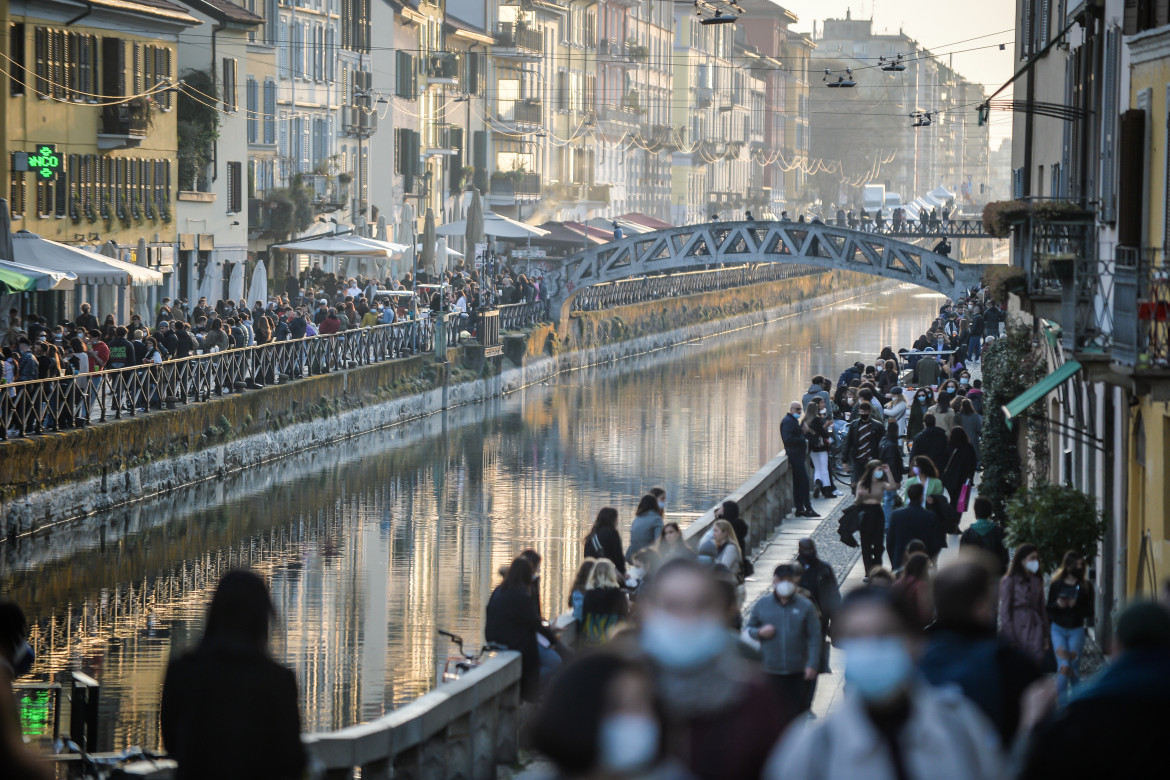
[27,146,61,180]
[14,145,62,181]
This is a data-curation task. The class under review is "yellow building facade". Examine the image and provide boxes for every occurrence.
[2,1,196,253]
[1124,28,1170,595]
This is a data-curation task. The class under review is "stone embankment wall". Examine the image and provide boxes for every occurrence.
[2,271,889,536]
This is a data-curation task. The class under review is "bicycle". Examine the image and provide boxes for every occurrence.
[437,630,502,683]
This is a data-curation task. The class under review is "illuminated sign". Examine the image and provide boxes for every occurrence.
[14,146,62,180]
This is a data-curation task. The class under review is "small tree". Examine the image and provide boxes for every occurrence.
[1006,482,1107,574]
[177,69,220,191]
[980,319,1050,520]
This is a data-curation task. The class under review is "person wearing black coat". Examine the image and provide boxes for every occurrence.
[910,413,949,475]
[879,421,905,484]
[161,571,306,780]
[941,427,978,509]
[583,506,626,575]
[887,483,945,567]
[485,556,544,701]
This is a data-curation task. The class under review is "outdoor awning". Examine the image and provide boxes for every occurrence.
[0,259,76,291]
[1002,360,1082,429]
[621,212,674,230]
[436,212,549,239]
[11,231,162,286]
[534,221,602,246]
[270,235,396,256]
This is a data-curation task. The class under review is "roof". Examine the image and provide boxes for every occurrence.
[445,14,494,43]
[87,0,201,24]
[182,0,264,24]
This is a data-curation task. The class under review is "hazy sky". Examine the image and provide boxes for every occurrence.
[780,0,1017,144]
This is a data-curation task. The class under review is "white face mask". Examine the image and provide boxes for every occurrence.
[1024,559,1041,574]
[598,714,660,774]
[873,470,885,481]
[775,580,797,598]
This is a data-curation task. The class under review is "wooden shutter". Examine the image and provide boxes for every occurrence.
[1117,109,1146,246]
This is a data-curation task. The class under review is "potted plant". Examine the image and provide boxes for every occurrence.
[1005,482,1107,574]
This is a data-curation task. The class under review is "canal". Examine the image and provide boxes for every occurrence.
[2,284,945,751]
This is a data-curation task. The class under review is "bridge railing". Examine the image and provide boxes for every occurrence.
[497,301,546,331]
[570,262,817,311]
[829,217,990,238]
[303,651,523,780]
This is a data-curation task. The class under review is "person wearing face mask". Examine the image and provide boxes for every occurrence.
[882,386,907,437]
[529,652,686,780]
[1045,551,1094,695]
[804,400,839,499]
[782,400,818,517]
[0,600,51,780]
[843,400,886,488]
[854,460,896,576]
[638,559,786,780]
[998,544,1050,666]
[746,563,823,726]
[910,413,948,474]
[765,587,1004,780]
[913,347,940,387]
[796,539,841,706]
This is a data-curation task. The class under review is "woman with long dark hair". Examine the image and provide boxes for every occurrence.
[485,556,544,699]
[1047,550,1094,694]
[854,460,896,577]
[941,426,978,511]
[161,570,305,780]
[583,507,626,575]
[627,494,664,563]
[999,544,1049,665]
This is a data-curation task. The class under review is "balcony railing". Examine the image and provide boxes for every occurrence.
[426,51,460,82]
[98,101,149,149]
[489,172,541,200]
[513,100,543,126]
[1114,247,1170,371]
[496,22,543,55]
[425,124,461,152]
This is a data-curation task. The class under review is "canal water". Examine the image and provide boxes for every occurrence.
[2,285,945,751]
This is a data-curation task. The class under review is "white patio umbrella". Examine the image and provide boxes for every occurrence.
[11,231,162,286]
[197,259,220,305]
[270,235,394,256]
[414,241,464,259]
[248,259,268,306]
[436,211,549,239]
[227,261,245,302]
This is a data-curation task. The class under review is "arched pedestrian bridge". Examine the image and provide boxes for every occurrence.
[525,221,991,317]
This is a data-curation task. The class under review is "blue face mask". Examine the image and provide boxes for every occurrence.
[640,611,728,670]
[840,637,914,702]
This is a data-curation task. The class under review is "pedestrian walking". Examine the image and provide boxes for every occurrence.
[854,460,896,576]
[958,498,1009,574]
[746,563,822,726]
[1046,551,1094,695]
[529,652,680,779]
[941,427,978,511]
[160,571,306,780]
[1019,602,1170,779]
[584,507,626,575]
[796,538,841,706]
[804,401,838,498]
[765,587,1004,780]
[638,559,787,780]
[920,560,1042,746]
[882,386,907,434]
[998,544,1050,666]
[843,400,885,487]
[782,400,818,516]
[910,413,948,474]
[888,482,946,566]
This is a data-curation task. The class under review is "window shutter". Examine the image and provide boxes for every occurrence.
[279,19,289,77]
[1100,25,1120,223]
[301,118,311,172]
[1117,109,1145,246]
[264,80,276,143]
[247,78,258,142]
[1022,0,1033,58]
[448,127,464,195]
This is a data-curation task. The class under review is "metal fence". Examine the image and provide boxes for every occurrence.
[2,264,814,440]
[1,318,446,439]
[570,262,818,311]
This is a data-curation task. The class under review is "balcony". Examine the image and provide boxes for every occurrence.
[489,171,542,202]
[98,101,149,150]
[1113,247,1170,381]
[513,99,543,127]
[597,102,641,128]
[495,22,543,59]
[426,52,460,86]
[425,123,461,156]
[301,174,345,211]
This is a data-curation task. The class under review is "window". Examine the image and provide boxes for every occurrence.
[222,57,238,111]
[10,24,24,95]
[9,153,27,217]
[227,161,242,214]
[263,80,276,143]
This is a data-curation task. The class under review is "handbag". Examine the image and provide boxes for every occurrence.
[957,480,972,513]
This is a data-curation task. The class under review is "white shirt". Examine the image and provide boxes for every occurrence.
[453,295,468,314]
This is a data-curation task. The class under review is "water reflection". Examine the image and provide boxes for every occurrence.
[1,286,943,750]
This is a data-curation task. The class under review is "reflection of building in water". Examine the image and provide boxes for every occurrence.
[5,285,947,751]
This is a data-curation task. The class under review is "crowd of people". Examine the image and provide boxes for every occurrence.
[0,263,547,435]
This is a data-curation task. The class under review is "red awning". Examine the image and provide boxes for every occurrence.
[620,212,674,230]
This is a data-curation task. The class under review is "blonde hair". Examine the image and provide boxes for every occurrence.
[713,519,742,556]
[586,559,621,590]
